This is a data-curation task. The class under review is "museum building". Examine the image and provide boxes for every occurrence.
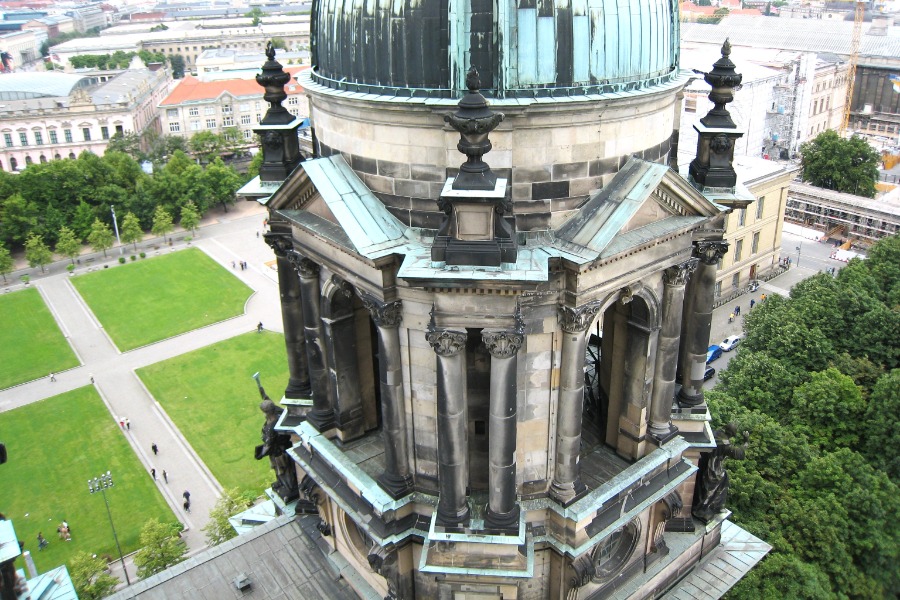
[239,1,769,598]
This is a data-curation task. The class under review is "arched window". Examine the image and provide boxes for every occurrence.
[39,155,46,163]
[25,156,32,165]
[68,152,76,159]
[10,157,17,170]
[54,154,60,160]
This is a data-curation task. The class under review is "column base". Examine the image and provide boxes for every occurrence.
[484,505,520,532]
[284,377,312,400]
[377,471,414,500]
[305,408,335,433]
[435,504,470,528]
[677,389,704,407]
[649,423,679,445]
[549,479,587,506]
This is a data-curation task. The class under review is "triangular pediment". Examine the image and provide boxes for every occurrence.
[556,157,724,258]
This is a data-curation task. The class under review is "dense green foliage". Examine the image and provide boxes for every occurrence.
[713,235,900,599]
[69,50,167,70]
[0,287,79,388]
[0,387,174,572]
[800,130,880,198]
[0,145,247,265]
[70,248,252,351]
[132,519,186,578]
[202,487,254,546]
[68,551,119,600]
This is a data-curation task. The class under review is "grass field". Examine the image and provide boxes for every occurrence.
[0,387,174,573]
[137,331,289,494]
[0,287,79,389]
[71,248,252,351]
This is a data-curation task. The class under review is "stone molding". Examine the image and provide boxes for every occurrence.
[262,231,293,258]
[358,292,403,329]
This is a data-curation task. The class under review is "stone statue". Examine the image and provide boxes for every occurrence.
[253,374,299,502]
[692,423,748,523]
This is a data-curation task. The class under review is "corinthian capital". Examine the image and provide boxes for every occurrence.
[559,302,602,334]
[663,258,700,286]
[694,240,729,265]
[262,231,293,258]
[425,329,467,357]
[482,330,524,359]
[296,256,320,278]
[358,292,403,328]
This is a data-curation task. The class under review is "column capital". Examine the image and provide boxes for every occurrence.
[329,275,354,298]
[482,330,524,358]
[559,302,602,333]
[426,329,467,357]
[663,258,700,286]
[294,255,320,278]
[358,292,403,328]
[694,240,729,265]
[263,231,293,258]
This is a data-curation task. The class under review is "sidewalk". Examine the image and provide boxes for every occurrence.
[0,200,283,556]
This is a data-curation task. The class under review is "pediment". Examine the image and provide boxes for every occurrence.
[556,157,723,257]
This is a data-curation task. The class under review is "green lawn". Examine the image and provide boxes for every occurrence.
[71,248,252,351]
[0,287,79,389]
[0,387,174,573]
[137,331,289,494]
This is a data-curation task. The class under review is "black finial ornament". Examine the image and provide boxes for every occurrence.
[688,38,744,190]
[444,67,505,191]
[253,41,303,182]
[256,42,294,125]
[431,66,516,267]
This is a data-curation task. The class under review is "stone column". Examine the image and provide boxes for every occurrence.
[259,237,310,399]
[678,241,728,406]
[649,259,698,442]
[426,328,470,527]
[550,302,602,505]
[297,257,334,431]
[482,330,523,529]
[360,293,413,499]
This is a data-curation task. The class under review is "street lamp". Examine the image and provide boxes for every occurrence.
[110,206,122,255]
[88,471,131,586]
[796,243,802,268]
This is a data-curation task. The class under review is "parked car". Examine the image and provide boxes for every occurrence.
[721,335,741,351]
[706,345,723,364]
[704,366,716,381]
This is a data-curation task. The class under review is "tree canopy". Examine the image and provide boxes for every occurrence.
[68,551,119,600]
[132,519,186,579]
[202,487,253,546]
[709,234,900,599]
[800,130,880,198]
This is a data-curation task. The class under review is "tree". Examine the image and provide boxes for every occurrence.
[55,226,81,265]
[202,487,252,546]
[246,151,263,179]
[180,201,200,235]
[132,519,186,578]
[120,212,143,251]
[203,158,242,213]
[105,132,143,161]
[270,37,287,49]
[71,201,96,242]
[68,551,119,600]
[87,218,114,258]
[246,6,264,26]
[0,194,39,247]
[168,54,185,78]
[862,369,900,481]
[189,131,225,163]
[800,131,880,198]
[24,233,52,273]
[152,205,174,243]
[0,245,12,282]
[790,368,866,451]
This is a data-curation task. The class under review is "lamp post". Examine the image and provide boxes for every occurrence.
[88,471,131,586]
[796,243,802,268]
[110,206,122,255]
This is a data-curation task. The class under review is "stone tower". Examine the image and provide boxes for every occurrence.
[239,4,768,599]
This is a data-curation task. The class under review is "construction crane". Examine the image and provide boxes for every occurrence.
[840,0,866,135]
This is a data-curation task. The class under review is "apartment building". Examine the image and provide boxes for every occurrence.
[0,65,171,172]
[158,67,307,146]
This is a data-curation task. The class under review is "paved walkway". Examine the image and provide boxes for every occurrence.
[0,200,284,559]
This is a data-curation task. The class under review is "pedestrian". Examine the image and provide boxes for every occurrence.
[257,321,263,333]
[183,499,191,513]
[150,467,156,480]
[183,490,191,502]
[162,469,168,483]
[37,532,48,551]
[49,373,56,382]
[256,231,260,238]
[734,305,740,316]
[750,299,756,310]
[231,260,236,269]
[124,417,130,430]
[728,312,735,323]
[761,293,767,302]
[89,374,94,384]
[119,417,125,428]
[151,442,158,455]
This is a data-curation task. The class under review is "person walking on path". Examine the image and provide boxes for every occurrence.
[89,374,94,384]
[182,490,190,502]
[728,312,735,323]
[257,322,263,333]
[49,373,56,382]
[151,442,158,455]
[734,305,740,317]
[37,532,48,551]
[150,467,156,480]
[124,417,130,430]
[750,299,755,310]
[162,470,168,483]
[183,499,191,513]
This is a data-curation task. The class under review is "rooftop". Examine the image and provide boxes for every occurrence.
[160,67,306,105]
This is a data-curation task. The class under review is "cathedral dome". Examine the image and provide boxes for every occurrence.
[310,0,681,98]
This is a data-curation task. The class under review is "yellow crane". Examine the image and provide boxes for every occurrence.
[840,0,866,135]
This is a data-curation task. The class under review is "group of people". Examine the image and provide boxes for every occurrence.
[232,260,249,270]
